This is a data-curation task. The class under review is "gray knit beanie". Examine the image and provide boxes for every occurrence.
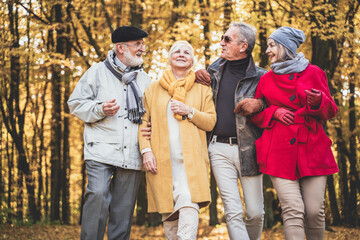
[269,27,305,54]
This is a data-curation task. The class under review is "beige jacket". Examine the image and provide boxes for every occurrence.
[138,78,216,213]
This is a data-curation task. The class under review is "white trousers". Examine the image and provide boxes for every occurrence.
[163,207,199,240]
[208,141,264,240]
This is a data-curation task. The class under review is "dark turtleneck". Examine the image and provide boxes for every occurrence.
[213,55,250,137]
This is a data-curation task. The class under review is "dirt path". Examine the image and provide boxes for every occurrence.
[1,224,359,239]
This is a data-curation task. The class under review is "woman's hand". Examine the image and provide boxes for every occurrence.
[304,89,322,108]
[273,107,295,125]
[170,99,191,116]
[143,151,157,174]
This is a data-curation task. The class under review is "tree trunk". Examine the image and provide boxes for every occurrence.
[50,3,64,222]
[61,4,72,224]
[130,0,143,28]
[258,0,268,69]
[16,159,23,221]
[209,170,219,226]
[79,156,86,225]
[223,0,232,31]
[0,121,3,196]
[6,134,14,223]
[327,175,341,225]
[346,2,358,226]
[62,60,71,225]
[136,172,147,225]
[50,64,62,221]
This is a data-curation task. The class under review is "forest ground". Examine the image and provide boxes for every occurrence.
[1,221,359,240]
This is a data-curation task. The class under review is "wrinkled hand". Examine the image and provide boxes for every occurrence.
[273,107,295,125]
[304,89,322,107]
[102,99,120,116]
[143,151,157,174]
[170,99,191,116]
[195,69,211,86]
[141,122,151,140]
[234,98,263,116]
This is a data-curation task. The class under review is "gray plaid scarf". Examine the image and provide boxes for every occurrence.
[104,50,145,123]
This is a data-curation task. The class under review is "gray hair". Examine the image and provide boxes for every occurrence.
[275,41,297,62]
[230,22,257,54]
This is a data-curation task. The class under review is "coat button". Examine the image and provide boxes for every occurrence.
[289,74,294,80]
[290,138,296,145]
[182,116,186,120]
[125,126,127,129]
[290,95,296,101]
[124,146,126,149]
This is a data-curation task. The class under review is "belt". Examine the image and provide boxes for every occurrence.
[213,136,238,145]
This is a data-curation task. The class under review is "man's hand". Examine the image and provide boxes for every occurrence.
[143,151,157,174]
[195,69,211,86]
[170,99,191,116]
[102,99,120,116]
[273,107,295,125]
[234,98,263,116]
[304,89,322,108]
[141,122,151,140]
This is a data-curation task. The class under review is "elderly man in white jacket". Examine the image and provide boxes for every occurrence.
[68,26,151,240]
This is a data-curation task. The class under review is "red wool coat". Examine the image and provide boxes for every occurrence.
[251,64,339,180]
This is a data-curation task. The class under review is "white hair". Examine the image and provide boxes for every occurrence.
[168,40,194,67]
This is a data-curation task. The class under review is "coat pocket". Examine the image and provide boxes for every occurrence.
[255,129,272,168]
[307,134,335,169]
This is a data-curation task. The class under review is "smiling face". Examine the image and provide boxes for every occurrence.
[266,38,280,64]
[220,26,248,61]
[169,45,193,70]
[116,39,146,67]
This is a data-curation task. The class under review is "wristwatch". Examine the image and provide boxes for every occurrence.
[187,108,194,119]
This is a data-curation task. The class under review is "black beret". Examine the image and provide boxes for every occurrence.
[111,26,148,43]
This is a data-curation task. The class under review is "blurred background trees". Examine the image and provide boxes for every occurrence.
[0,0,359,228]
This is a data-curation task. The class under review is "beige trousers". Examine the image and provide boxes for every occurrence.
[271,175,327,240]
[163,207,199,240]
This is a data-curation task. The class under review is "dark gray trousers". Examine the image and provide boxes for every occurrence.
[81,160,141,240]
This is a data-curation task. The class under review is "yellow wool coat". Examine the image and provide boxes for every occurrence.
[138,78,216,214]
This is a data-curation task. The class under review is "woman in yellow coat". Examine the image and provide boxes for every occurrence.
[138,41,216,239]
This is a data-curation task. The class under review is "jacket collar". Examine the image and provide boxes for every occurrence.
[209,54,258,83]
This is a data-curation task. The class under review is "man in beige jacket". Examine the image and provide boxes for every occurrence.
[68,26,151,240]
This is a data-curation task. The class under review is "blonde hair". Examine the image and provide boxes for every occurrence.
[168,41,194,67]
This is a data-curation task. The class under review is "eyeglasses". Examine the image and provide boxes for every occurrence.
[121,42,146,50]
[221,35,232,43]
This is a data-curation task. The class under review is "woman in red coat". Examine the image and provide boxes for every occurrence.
[252,27,338,240]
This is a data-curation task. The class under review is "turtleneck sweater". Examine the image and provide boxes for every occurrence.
[213,56,250,137]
